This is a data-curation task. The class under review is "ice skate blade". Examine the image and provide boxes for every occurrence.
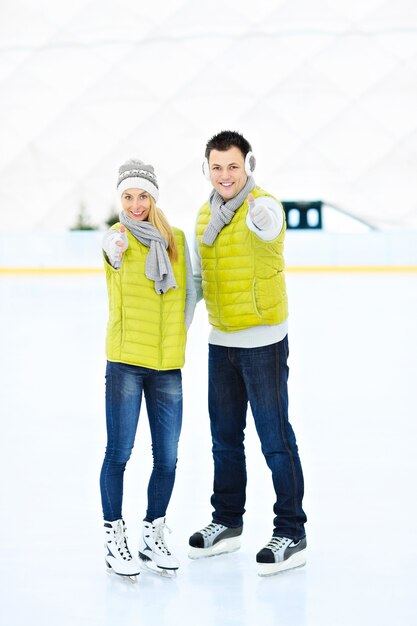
[139,558,178,578]
[106,567,139,583]
[188,537,241,560]
[257,550,307,577]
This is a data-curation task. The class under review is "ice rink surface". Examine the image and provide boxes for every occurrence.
[0,270,416,626]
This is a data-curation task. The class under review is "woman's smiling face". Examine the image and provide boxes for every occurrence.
[121,189,151,221]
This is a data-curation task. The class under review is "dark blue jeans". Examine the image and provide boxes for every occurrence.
[100,361,182,522]
[208,337,307,540]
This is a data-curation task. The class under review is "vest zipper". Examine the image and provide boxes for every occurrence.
[158,292,163,370]
[251,277,262,318]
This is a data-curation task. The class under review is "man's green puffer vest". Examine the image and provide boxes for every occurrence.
[196,186,288,332]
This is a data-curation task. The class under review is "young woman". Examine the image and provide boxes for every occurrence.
[100,159,196,579]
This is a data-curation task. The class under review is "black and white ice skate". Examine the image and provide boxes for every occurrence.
[188,522,243,559]
[256,535,307,576]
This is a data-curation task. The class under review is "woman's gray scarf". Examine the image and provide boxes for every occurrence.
[119,211,177,294]
[202,176,256,245]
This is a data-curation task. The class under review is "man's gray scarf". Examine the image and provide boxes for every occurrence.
[202,176,256,245]
[119,212,177,294]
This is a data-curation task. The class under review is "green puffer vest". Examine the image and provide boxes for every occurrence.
[196,186,288,332]
[105,225,187,370]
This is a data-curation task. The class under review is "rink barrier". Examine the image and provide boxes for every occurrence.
[1,266,417,274]
[0,268,104,274]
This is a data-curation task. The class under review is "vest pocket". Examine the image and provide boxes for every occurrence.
[252,275,285,323]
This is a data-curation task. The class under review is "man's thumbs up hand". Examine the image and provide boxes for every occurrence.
[248,194,273,230]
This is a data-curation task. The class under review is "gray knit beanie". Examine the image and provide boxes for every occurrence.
[117,158,159,202]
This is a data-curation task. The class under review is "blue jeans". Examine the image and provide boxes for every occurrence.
[208,337,307,540]
[100,361,182,522]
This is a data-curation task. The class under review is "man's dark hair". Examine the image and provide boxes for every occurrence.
[205,130,252,159]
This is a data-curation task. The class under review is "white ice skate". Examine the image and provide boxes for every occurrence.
[256,535,307,576]
[104,519,140,582]
[139,517,179,577]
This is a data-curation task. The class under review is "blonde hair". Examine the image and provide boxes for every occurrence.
[148,196,178,262]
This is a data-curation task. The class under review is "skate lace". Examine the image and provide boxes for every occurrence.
[264,536,292,554]
[113,520,133,561]
[154,521,172,555]
[199,523,224,539]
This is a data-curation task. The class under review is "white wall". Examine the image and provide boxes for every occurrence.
[1,0,416,233]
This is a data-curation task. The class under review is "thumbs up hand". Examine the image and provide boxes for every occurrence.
[248,194,273,230]
[109,225,128,263]
[115,225,128,252]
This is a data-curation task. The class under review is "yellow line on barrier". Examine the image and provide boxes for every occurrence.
[286,266,417,273]
[1,266,417,275]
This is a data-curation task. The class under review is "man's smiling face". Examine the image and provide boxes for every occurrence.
[208,146,248,200]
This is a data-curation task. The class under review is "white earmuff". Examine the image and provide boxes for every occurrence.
[202,158,210,180]
[245,151,256,176]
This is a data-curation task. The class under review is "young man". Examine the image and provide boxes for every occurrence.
[189,131,307,576]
